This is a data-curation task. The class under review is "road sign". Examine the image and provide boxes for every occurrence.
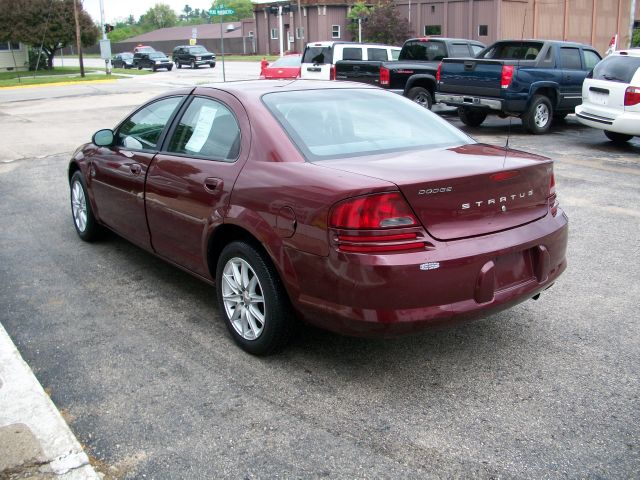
[209,8,235,15]
[189,38,197,46]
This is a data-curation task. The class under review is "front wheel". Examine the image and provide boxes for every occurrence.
[407,87,433,109]
[522,95,553,134]
[458,107,487,127]
[176,61,182,69]
[210,63,215,68]
[191,60,197,69]
[167,66,173,71]
[216,241,295,355]
[70,171,102,242]
[604,130,633,144]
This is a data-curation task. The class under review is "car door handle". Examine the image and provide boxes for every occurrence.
[204,177,223,193]
[129,163,142,175]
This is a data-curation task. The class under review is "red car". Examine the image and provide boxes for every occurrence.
[260,54,301,79]
[68,81,567,355]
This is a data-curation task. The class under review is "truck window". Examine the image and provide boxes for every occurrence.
[399,41,447,61]
[342,48,363,61]
[367,48,387,61]
[480,42,544,60]
[449,43,471,57]
[560,47,582,69]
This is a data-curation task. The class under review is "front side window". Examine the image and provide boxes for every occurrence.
[470,44,484,56]
[560,47,582,70]
[449,43,471,58]
[117,97,182,151]
[332,25,340,39]
[263,89,471,161]
[583,50,601,70]
[167,97,240,161]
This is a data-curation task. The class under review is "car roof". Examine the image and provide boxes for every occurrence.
[405,37,484,44]
[304,41,399,48]
[611,49,640,57]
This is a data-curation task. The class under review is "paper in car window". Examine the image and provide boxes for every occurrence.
[186,105,217,152]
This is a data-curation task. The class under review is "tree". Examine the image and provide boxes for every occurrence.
[182,4,193,20]
[141,3,178,29]
[0,0,99,69]
[363,1,411,46]
[347,2,372,41]
[211,0,254,22]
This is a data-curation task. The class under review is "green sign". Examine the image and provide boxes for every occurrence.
[209,7,235,15]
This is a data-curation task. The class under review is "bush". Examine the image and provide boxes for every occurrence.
[28,48,49,71]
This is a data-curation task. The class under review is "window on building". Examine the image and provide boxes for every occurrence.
[332,25,340,39]
[478,25,488,36]
[0,42,20,50]
[248,31,254,37]
[296,27,304,39]
[271,28,278,40]
[424,25,441,36]
[560,47,582,70]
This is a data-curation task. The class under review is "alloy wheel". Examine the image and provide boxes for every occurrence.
[221,257,266,340]
[71,180,87,232]
[534,104,550,128]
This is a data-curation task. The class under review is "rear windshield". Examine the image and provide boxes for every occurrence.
[302,46,333,64]
[479,42,544,60]
[271,55,302,67]
[262,89,471,161]
[592,55,640,83]
[399,41,447,61]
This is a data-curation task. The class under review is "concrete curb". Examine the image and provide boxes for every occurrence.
[0,323,101,479]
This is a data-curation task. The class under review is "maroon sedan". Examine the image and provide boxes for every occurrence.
[68,80,567,355]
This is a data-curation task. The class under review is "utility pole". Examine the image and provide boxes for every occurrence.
[358,17,362,42]
[297,0,303,53]
[278,5,284,57]
[630,0,637,48]
[73,0,85,77]
[99,0,112,74]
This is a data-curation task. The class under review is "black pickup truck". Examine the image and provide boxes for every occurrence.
[435,40,602,133]
[378,37,485,108]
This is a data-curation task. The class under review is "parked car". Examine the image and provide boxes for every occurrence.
[436,40,602,133]
[133,45,155,54]
[172,45,216,69]
[575,49,640,143]
[260,54,301,79]
[134,52,173,71]
[300,41,400,81]
[68,80,567,355]
[111,52,134,69]
[378,37,486,108]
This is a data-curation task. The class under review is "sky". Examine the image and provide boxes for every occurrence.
[83,0,216,24]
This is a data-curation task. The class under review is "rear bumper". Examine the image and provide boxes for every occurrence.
[575,105,640,136]
[289,209,568,337]
[436,93,504,111]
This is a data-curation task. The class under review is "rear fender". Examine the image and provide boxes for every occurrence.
[404,74,437,96]
[528,82,561,108]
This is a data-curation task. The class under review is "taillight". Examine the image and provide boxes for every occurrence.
[548,172,558,216]
[380,66,390,86]
[501,65,514,89]
[330,65,336,80]
[329,192,426,253]
[624,86,640,106]
[436,62,442,83]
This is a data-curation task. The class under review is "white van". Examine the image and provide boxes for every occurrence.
[300,41,401,80]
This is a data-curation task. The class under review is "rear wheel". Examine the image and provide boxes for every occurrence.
[216,241,295,355]
[210,63,215,68]
[604,130,633,144]
[458,107,487,127]
[70,171,102,242]
[167,66,173,71]
[191,60,197,69]
[522,95,553,134]
[177,61,182,69]
[407,87,433,109]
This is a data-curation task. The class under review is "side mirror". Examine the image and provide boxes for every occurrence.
[93,129,114,147]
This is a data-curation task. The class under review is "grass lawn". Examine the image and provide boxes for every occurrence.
[0,66,153,87]
[0,67,85,80]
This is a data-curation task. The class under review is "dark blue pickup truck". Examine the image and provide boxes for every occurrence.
[435,40,602,133]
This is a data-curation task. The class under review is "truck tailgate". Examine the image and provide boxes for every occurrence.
[438,59,504,97]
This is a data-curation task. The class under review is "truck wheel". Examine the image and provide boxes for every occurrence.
[191,60,197,69]
[604,131,633,144]
[407,87,433,109]
[176,61,182,69]
[458,107,487,127]
[523,95,553,134]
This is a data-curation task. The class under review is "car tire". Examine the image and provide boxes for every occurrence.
[216,241,295,356]
[458,107,487,127]
[407,87,433,109]
[210,63,215,68]
[604,130,633,144]
[191,60,197,69]
[70,171,103,242]
[152,66,157,72]
[523,95,553,134]
[177,61,181,69]
[137,65,142,70]
[167,66,172,71]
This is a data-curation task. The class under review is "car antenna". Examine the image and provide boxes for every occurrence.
[504,7,528,168]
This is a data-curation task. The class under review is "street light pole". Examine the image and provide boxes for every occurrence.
[278,6,284,57]
[220,13,226,82]
[72,0,85,77]
[99,0,112,75]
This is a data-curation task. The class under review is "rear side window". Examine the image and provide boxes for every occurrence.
[302,46,333,64]
[560,47,582,69]
[117,97,182,151]
[592,55,640,83]
[449,43,471,57]
[167,97,240,161]
[480,42,543,60]
[367,48,387,61]
[342,48,362,61]
[399,41,447,61]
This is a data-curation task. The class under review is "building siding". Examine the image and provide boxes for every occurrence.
[0,43,28,72]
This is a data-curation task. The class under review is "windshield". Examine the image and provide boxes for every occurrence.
[189,47,208,54]
[592,55,640,83]
[271,55,302,67]
[149,53,166,59]
[479,42,544,60]
[302,46,333,65]
[262,89,472,161]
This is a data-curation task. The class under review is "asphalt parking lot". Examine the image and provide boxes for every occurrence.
[1,68,639,478]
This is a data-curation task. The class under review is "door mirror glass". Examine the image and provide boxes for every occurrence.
[93,129,114,146]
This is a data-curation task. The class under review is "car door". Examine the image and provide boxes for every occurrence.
[145,89,251,278]
[89,95,186,249]
[559,46,586,109]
